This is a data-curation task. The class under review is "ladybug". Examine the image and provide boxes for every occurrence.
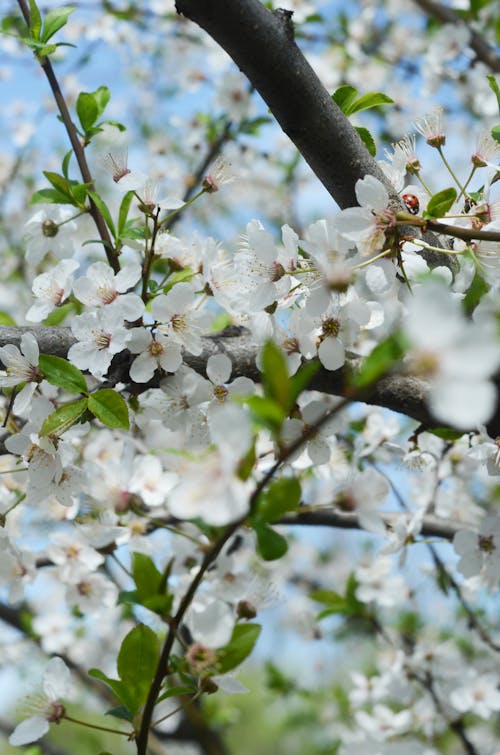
[402,193,420,215]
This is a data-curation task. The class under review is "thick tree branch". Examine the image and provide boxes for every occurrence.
[174,0,395,210]
[280,509,461,541]
[1,325,498,435]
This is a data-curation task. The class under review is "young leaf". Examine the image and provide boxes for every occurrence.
[61,150,73,179]
[254,477,301,524]
[492,124,500,144]
[118,190,135,236]
[43,171,74,200]
[39,398,88,437]
[116,624,160,714]
[41,6,76,43]
[261,340,291,412]
[347,92,394,115]
[88,668,131,709]
[88,389,130,430]
[28,0,42,40]
[77,91,99,132]
[487,75,500,115]
[355,126,376,156]
[39,354,87,394]
[332,84,358,114]
[424,187,457,218]
[350,332,408,389]
[88,191,116,238]
[30,188,74,205]
[216,623,261,673]
[131,552,163,599]
[253,521,288,561]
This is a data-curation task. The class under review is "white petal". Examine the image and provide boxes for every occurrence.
[355,175,389,211]
[43,656,70,698]
[206,354,232,385]
[9,716,49,746]
[20,332,39,364]
[318,338,345,371]
[430,378,497,429]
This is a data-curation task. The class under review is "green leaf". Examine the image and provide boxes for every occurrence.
[253,521,288,561]
[131,552,163,599]
[88,389,130,429]
[105,705,133,723]
[28,0,42,40]
[61,149,72,179]
[347,92,394,115]
[93,85,111,117]
[254,477,301,524]
[426,427,467,441]
[76,91,99,132]
[71,183,89,207]
[88,191,116,238]
[425,187,457,218]
[43,302,76,325]
[88,668,130,708]
[463,269,489,314]
[117,624,160,714]
[351,332,408,389]
[487,75,500,115]
[101,119,126,132]
[246,395,285,435]
[41,6,76,43]
[261,340,291,412]
[39,398,88,437]
[217,623,261,673]
[332,84,358,114]
[42,171,74,199]
[39,354,87,393]
[30,187,74,205]
[37,43,57,56]
[118,190,135,236]
[492,124,500,144]
[0,311,16,326]
[157,684,197,704]
[355,126,376,156]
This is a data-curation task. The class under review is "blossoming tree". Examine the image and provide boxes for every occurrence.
[0,1,499,753]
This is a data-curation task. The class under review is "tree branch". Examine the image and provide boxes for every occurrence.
[1,325,498,435]
[174,0,396,210]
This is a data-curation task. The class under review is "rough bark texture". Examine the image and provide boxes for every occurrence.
[3,325,498,435]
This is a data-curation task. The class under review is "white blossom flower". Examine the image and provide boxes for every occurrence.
[0,332,40,414]
[9,657,70,746]
[404,281,500,429]
[231,219,291,312]
[68,307,131,378]
[129,454,177,507]
[152,282,213,355]
[24,207,77,265]
[453,516,500,583]
[127,329,183,382]
[334,175,394,257]
[0,533,37,603]
[26,259,79,322]
[450,672,500,718]
[73,261,144,321]
[65,571,118,614]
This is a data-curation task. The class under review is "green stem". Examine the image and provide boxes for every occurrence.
[64,714,132,737]
[456,166,476,203]
[437,146,463,192]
